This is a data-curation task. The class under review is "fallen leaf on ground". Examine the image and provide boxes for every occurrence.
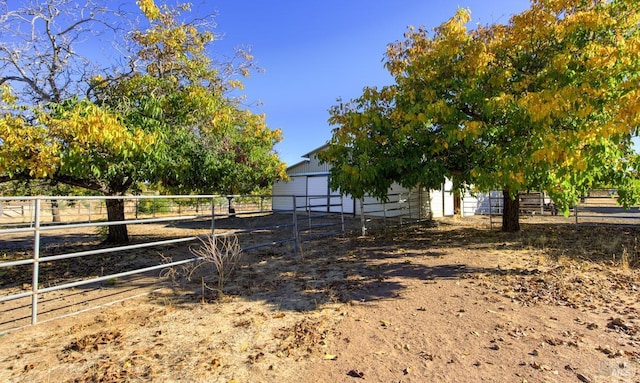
[347,369,365,378]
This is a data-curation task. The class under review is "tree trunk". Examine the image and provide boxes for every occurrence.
[453,193,461,216]
[502,188,520,232]
[105,198,129,243]
[227,196,236,216]
[51,199,61,222]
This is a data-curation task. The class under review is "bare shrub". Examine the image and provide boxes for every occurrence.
[190,234,243,291]
[158,253,192,285]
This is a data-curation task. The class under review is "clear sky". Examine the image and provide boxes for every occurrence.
[205,0,532,166]
[2,0,532,166]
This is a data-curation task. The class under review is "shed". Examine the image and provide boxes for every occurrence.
[273,144,485,219]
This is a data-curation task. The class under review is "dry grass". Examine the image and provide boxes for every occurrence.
[0,215,639,382]
[189,234,243,291]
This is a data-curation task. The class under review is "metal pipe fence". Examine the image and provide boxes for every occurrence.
[358,191,429,234]
[298,194,345,241]
[479,189,640,229]
[0,194,344,331]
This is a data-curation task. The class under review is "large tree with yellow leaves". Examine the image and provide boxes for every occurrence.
[322,0,640,232]
[0,0,286,242]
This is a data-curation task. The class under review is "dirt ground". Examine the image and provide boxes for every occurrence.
[1,215,639,382]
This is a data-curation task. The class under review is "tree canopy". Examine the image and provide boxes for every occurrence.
[321,0,640,231]
[0,0,287,242]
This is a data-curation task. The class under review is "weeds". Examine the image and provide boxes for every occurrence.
[190,234,243,291]
[159,235,243,300]
[620,247,630,270]
[619,239,640,270]
[95,226,109,242]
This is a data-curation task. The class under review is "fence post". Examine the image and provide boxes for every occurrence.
[31,197,42,325]
[418,189,423,220]
[539,193,544,215]
[489,193,494,230]
[383,199,387,227]
[211,197,216,236]
[340,195,345,235]
[292,196,299,256]
[360,198,366,237]
[404,193,409,225]
[307,195,312,229]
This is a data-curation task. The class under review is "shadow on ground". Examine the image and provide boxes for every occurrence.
[158,217,640,314]
[2,214,638,331]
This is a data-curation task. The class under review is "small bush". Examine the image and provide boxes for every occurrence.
[136,198,172,215]
[190,234,242,291]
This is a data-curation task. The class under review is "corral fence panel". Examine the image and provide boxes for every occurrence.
[476,189,640,228]
[358,191,431,236]
[0,194,344,332]
[573,189,640,226]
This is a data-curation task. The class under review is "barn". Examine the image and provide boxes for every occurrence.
[272,144,484,219]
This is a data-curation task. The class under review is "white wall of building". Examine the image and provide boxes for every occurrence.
[430,180,456,218]
[272,175,307,211]
[273,145,454,220]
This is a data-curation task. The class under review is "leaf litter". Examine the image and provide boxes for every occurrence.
[0,215,639,382]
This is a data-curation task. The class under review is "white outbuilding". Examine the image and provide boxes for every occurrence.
[272,144,486,219]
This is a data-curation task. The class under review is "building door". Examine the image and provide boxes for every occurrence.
[443,179,455,216]
[306,176,329,212]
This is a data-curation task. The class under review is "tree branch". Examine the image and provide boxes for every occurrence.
[53,174,107,194]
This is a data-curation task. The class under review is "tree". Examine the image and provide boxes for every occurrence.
[0,0,125,104]
[322,0,640,232]
[90,0,286,218]
[0,0,287,242]
[0,0,127,227]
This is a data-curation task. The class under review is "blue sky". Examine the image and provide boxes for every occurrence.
[206,1,532,165]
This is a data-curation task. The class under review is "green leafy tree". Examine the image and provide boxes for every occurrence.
[322,0,640,232]
[0,0,286,242]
